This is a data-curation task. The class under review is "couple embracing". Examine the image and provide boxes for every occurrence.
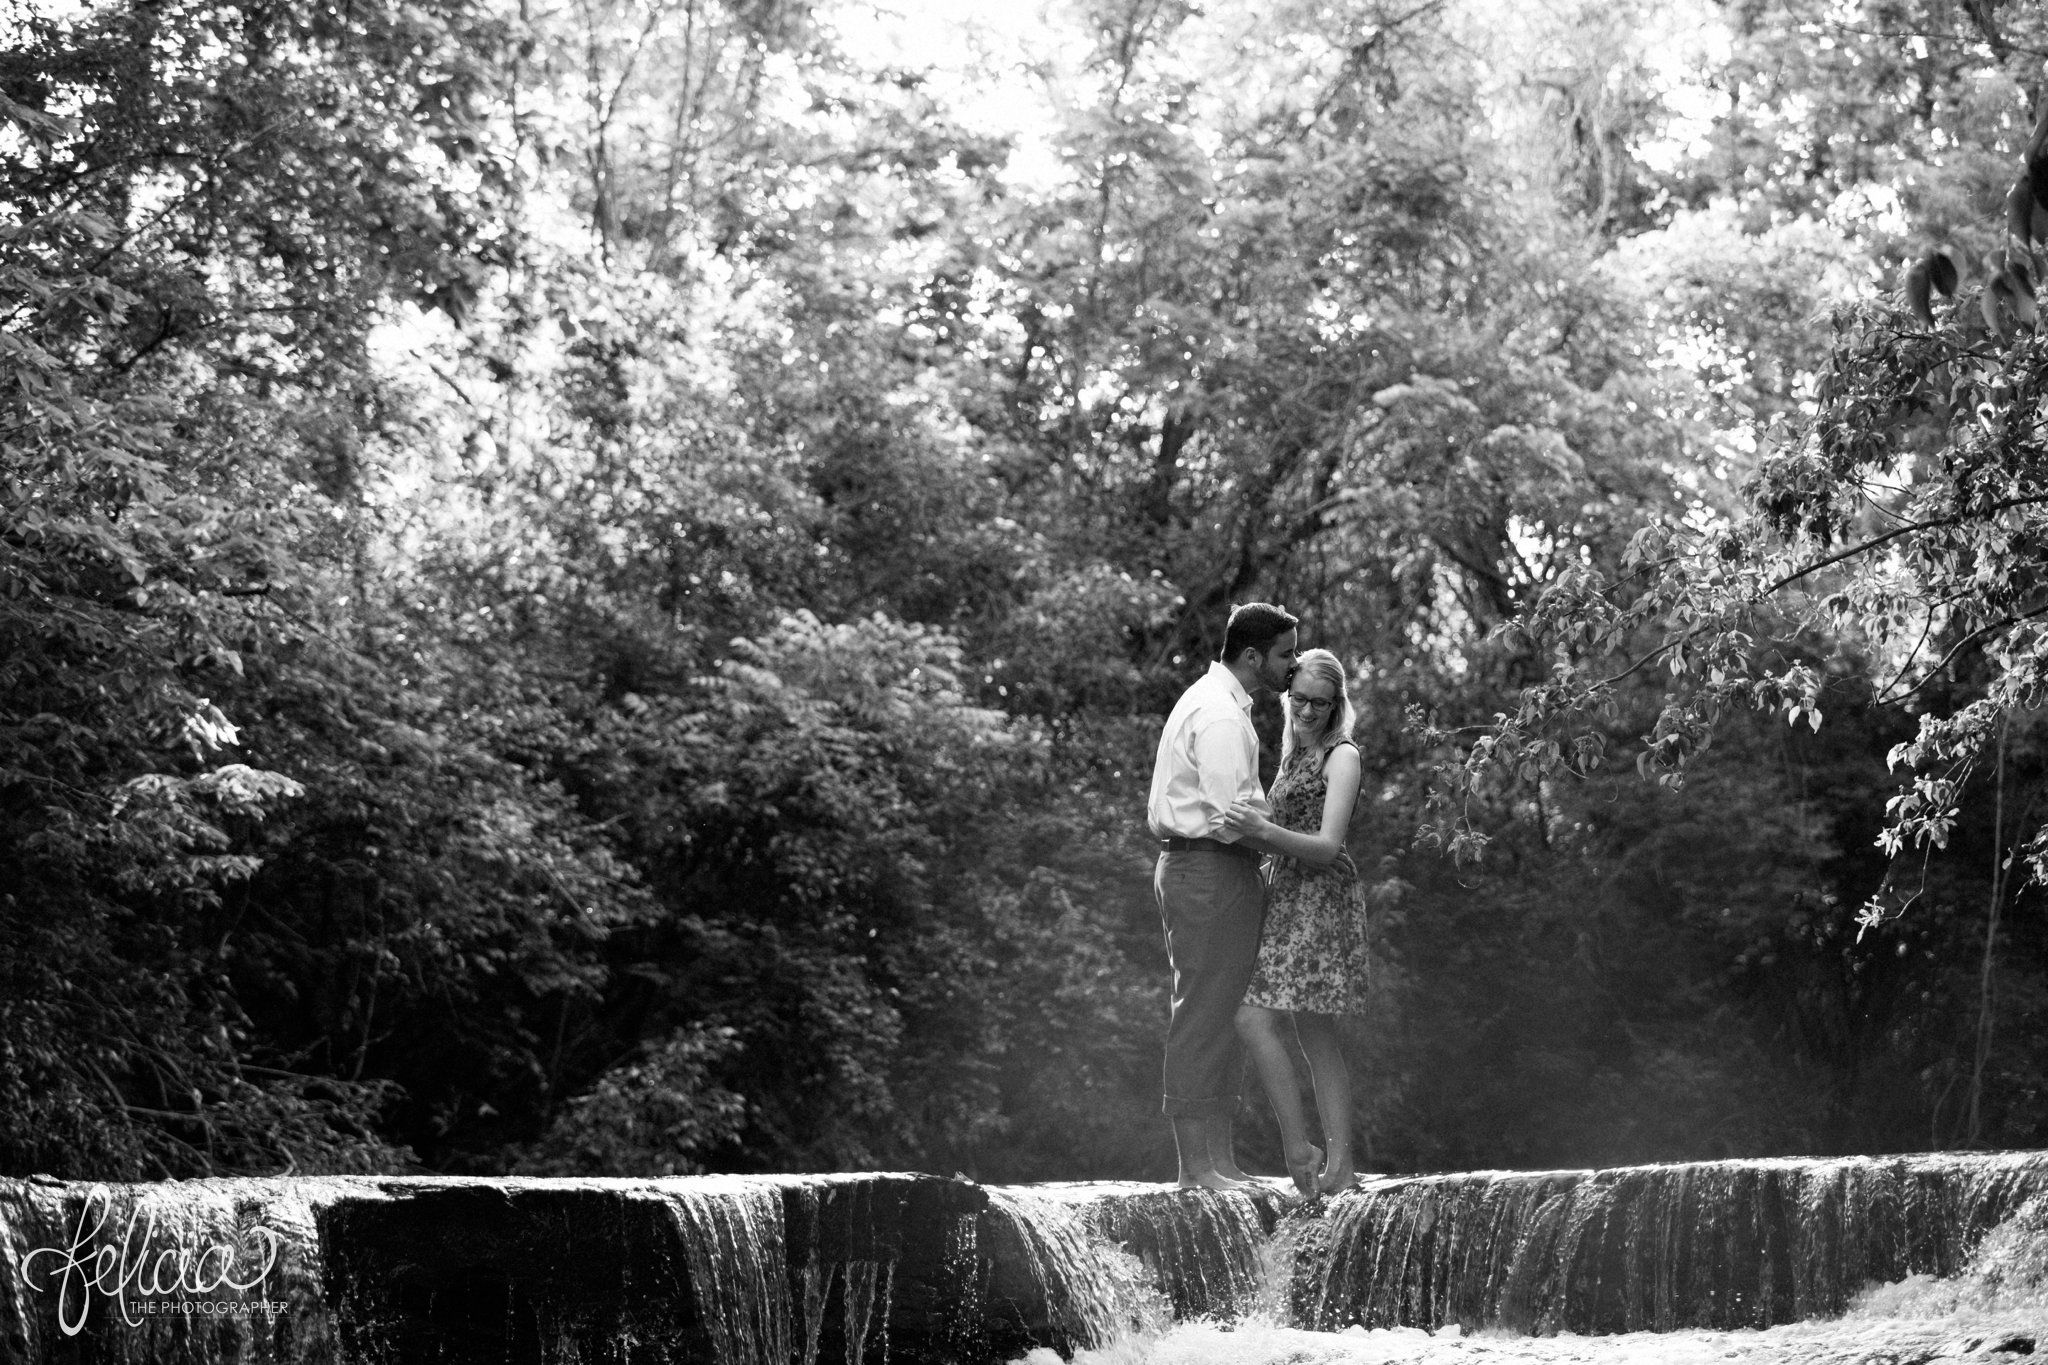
[1147,602,1370,1197]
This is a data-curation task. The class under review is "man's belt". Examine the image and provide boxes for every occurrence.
[1159,835,1261,862]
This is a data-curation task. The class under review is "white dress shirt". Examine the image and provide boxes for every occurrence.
[1147,661,1269,841]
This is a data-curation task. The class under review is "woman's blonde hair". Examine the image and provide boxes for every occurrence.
[1280,648,1357,774]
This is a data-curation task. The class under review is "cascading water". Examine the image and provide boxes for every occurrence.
[663,1177,793,1365]
[978,1186,1170,1353]
[0,1152,2042,1363]
[1035,1183,1275,1324]
[1293,1150,2048,1335]
[0,1175,346,1364]
[314,1173,1007,1363]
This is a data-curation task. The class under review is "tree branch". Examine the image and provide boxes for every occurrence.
[1819,19,2048,59]
[1875,599,2048,706]
[1765,493,2048,596]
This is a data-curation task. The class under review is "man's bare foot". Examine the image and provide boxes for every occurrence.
[1285,1143,1325,1198]
[1211,1142,1251,1183]
[1206,1117,1253,1183]
[1177,1169,1252,1192]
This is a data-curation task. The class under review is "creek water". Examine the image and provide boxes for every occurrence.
[1294,1150,2048,1334]
[0,1151,2042,1363]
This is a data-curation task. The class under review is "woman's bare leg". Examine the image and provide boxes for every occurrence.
[1293,1011,1356,1193]
[1237,1004,1319,1195]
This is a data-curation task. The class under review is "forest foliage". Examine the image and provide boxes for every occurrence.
[3,0,2047,1181]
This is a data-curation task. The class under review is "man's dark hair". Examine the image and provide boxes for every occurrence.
[1221,602,1298,663]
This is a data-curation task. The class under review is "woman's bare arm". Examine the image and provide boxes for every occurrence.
[1221,745,1361,867]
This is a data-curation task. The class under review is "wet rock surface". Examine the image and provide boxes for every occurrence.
[0,1156,2042,1363]
[1292,1152,2048,1335]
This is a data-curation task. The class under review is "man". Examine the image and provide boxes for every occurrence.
[1147,602,1298,1190]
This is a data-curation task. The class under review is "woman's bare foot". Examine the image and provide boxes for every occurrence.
[1285,1142,1324,1198]
[1316,1158,1358,1196]
[1315,1137,1357,1195]
[1177,1169,1252,1192]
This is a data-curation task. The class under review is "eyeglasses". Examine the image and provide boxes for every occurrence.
[1288,693,1335,715]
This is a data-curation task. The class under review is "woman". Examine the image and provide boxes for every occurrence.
[1223,647,1370,1197]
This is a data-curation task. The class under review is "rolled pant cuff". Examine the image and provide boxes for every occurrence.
[1161,1095,1240,1118]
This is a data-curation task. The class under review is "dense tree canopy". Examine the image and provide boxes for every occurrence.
[4,0,2046,1180]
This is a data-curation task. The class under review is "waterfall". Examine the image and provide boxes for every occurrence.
[0,1174,348,1364]
[2,1153,2044,1362]
[980,1186,1167,1353]
[664,1177,792,1365]
[1051,1183,1275,1323]
[313,1173,999,1363]
[1291,1150,2048,1334]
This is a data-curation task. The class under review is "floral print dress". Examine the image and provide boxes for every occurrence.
[1242,742,1370,1016]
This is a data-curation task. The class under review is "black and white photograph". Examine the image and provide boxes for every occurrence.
[3,0,2048,1359]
